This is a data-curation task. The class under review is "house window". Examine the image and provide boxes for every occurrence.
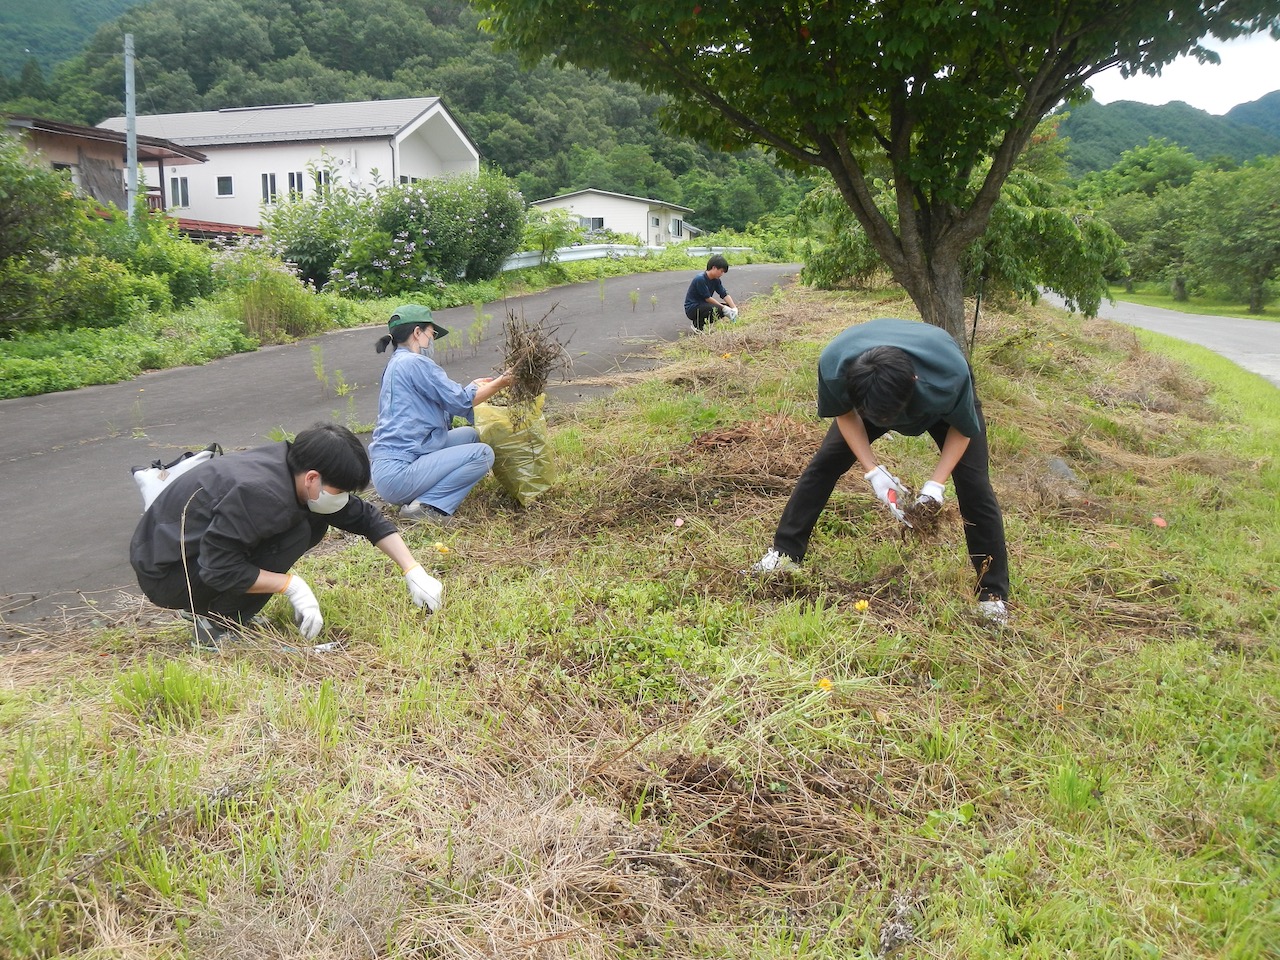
[671,219,684,237]
[169,176,190,208]
[314,170,331,193]
[579,216,604,231]
[216,176,234,197]
[287,170,305,197]
[651,217,660,227]
[261,173,278,203]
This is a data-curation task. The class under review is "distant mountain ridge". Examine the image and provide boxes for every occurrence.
[0,0,148,77]
[6,0,1279,186]
[1057,92,1280,175]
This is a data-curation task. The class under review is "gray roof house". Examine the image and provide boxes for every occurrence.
[98,97,480,229]
[531,188,696,247]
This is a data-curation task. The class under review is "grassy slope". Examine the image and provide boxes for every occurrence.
[2,287,1277,959]
[1113,288,1279,323]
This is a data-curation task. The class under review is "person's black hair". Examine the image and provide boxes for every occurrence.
[841,346,916,425]
[287,423,371,491]
[706,253,729,271]
[375,322,425,354]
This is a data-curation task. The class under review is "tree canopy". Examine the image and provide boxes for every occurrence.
[477,0,1280,344]
[0,0,808,233]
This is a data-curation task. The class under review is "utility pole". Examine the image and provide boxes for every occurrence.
[124,34,138,224]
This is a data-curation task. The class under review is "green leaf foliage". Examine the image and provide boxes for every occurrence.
[476,0,1280,343]
[326,169,526,297]
[1183,156,1280,312]
[1,0,807,235]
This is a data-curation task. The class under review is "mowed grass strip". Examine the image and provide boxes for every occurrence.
[2,287,1277,959]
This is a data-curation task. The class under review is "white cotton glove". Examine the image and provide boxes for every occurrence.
[725,306,739,321]
[865,466,908,522]
[916,480,945,507]
[405,564,444,613]
[280,574,323,640]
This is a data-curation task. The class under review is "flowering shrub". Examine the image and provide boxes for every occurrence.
[327,170,526,298]
[260,156,374,289]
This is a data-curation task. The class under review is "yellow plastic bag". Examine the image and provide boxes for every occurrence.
[474,395,555,506]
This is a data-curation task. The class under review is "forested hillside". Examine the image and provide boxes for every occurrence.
[0,0,145,76]
[5,0,1277,210]
[1227,90,1280,139]
[1057,95,1280,175]
[0,0,806,231]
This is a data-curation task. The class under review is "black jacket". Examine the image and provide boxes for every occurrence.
[130,441,396,594]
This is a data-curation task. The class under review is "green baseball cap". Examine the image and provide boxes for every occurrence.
[388,304,449,339]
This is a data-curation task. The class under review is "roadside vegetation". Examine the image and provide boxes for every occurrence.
[0,135,792,401]
[1115,283,1278,322]
[3,286,1277,958]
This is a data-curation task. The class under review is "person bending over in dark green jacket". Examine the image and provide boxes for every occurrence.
[750,318,1011,625]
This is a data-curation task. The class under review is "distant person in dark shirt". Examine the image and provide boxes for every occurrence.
[750,318,1011,625]
[130,423,443,650]
[684,254,739,332]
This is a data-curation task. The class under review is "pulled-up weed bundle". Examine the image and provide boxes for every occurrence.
[501,305,572,403]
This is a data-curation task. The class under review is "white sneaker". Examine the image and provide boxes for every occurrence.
[400,501,427,519]
[749,548,799,574]
[978,599,1009,627]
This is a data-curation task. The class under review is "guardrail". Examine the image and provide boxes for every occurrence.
[501,244,753,272]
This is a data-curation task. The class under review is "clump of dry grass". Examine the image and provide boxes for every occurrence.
[501,306,573,404]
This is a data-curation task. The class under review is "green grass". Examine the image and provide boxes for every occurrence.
[1,287,1277,958]
[1115,283,1278,322]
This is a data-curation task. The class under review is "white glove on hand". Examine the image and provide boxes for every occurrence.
[917,480,945,506]
[865,466,908,522]
[405,564,444,613]
[280,574,323,640]
[725,306,739,321]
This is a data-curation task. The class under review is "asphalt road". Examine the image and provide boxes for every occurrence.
[0,264,799,630]
[1045,292,1280,389]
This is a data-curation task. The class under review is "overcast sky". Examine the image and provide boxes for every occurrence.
[1085,32,1279,115]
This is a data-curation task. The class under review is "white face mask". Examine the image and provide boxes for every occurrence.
[307,481,350,515]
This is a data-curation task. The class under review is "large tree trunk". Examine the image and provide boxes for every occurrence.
[896,256,969,351]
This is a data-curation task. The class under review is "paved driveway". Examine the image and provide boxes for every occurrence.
[1045,293,1280,389]
[0,264,799,630]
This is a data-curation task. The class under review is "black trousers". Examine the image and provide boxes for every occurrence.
[773,402,1010,601]
[134,516,327,622]
[686,304,725,330]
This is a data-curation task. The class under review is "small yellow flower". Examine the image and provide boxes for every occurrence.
[854,599,869,612]
[816,677,833,691]
[721,352,733,359]
[433,541,450,554]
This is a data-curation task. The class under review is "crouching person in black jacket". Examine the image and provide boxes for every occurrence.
[130,423,442,650]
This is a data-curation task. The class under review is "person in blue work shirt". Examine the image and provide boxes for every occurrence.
[751,317,1011,625]
[369,304,514,525]
[684,254,739,331]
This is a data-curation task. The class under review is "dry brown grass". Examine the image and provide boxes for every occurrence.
[5,286,1265,959]
[502,305,573,404]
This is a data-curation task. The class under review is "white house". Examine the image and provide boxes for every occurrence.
[98,98,480,229]
[531,188,695,247]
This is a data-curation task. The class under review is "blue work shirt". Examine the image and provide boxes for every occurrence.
[369,349,478,463]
